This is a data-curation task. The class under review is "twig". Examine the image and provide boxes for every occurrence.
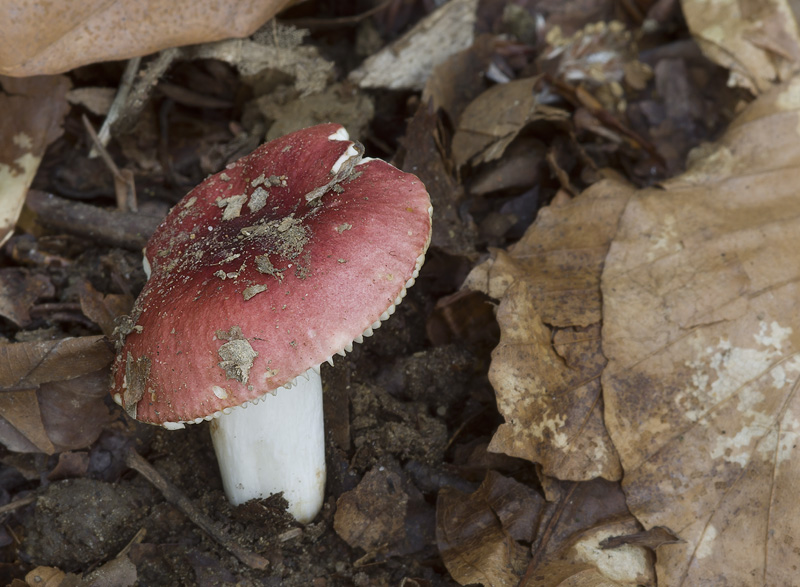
[25,190,163,251]
[82,115,137,211]
[0,495,35,516]
[518,481,579,586]
[281,0,395,30]
[124,447,269,570]
[90,56,142,158]
[116,527,146,559]
[113,47,183,136]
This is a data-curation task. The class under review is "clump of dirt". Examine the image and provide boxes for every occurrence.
[21,478,151,571]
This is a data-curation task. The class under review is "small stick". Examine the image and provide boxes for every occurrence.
[0,495,35,516]
[116,527,146,559]
[25,190,162,251]
[124,447,269,570]
[82,115,137,211]
[90,56,142,158]
[113,48,182,136]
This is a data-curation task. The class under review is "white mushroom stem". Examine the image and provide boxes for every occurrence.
[208,368,325,524]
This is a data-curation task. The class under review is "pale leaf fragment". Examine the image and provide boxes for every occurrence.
[349,0,478,91]
[683,0,800,93]
[0,75,70,246]
[601,75,800,584]
[190,24,334,96]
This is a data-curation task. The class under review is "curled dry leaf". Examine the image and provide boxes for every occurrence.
[0,0,295,77]
[437,471,543,587]
[0,336,114,454]
[521,478,654,587]
[682,0,800,93]
[77,281,134,337]
[465,180,632,481]
[601,75,800,584]
[451,77,570,169]
[0,75,70,246]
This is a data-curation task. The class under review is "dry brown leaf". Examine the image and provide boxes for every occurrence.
[0,336,114,454]
[451,77,570,168]
[78,281,134,337]
[683,0,800,93]
[66,87,116,116]
[465,180,633,481]
[0,75,70,246]
[520,478,654,587]
[421,33,495,126]
[437,471,543,586]
[0,390,54,454]
[401,103,478,258]
[257,83,374,141]
[0,0,295,77]
[0,269,54,326]
[601,75,800,584]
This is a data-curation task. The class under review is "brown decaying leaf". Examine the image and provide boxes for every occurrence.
[601,76,800,584]
[421,33,495,125]
[437,471,543,587]
[334,462,432,559]
[521,478,654,587]
[468,137,546,196]
[451,76,570,168]
[0,336,114,454]
[190,24,334,96]
[401,103,477,258]
[0,0,295,76]
[47,451,90,481]
[465,180,633,481]
[682,0,800,93]
[0,269,54,327]
[258,83,374,141]
[0,75,70,246]
[78,281,134,337]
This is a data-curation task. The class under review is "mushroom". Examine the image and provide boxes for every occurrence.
[111,123,432,523]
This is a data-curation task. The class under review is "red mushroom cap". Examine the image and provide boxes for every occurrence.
[111,123,432,426]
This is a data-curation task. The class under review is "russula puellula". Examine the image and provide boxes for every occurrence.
[111,123,432,523]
